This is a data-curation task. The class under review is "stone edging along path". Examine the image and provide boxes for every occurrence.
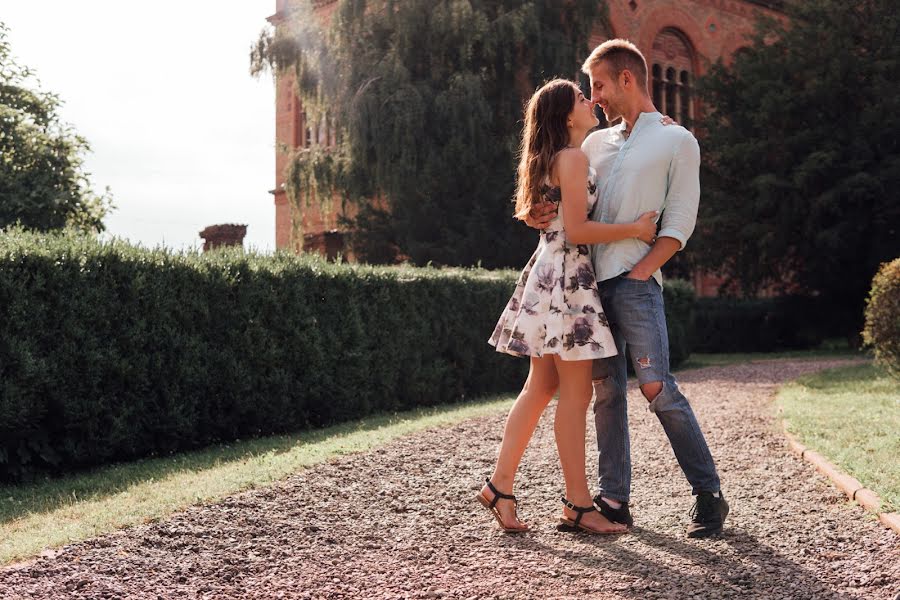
[0,358,897,599]
[782,425,900,535]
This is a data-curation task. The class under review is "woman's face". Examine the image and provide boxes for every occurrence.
[568,86,600,132]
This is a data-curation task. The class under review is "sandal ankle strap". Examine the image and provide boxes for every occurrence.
[561,496,598,528]
[485,479,517,509]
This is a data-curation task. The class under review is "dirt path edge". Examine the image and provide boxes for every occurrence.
[782,424,899,535]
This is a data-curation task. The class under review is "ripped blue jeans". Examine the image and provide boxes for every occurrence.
[592,274,721,502]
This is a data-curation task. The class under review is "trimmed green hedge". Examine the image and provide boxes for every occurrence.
[692,295,835,353]
[0,231,533,481]
[0,231,695,481]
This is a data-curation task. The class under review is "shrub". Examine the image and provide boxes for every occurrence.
[663,279,695,368]
[862,258,900,377]
[693,298,772,353]
[0,230,528,481]
[692,295,834,353]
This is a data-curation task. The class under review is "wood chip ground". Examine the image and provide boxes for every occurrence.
[1,359,897,599]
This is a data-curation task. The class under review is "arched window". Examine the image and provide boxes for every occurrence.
[299,111,338,148]
[650,28,695,130]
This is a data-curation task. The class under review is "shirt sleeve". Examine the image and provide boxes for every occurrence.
[658,132,700,250]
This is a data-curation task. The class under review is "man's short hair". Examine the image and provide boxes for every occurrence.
[581,39,648,91]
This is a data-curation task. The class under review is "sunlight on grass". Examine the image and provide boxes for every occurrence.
[0,396,513,565]
[778,363,899,512]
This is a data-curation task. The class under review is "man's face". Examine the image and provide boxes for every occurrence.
[589,61,624,122]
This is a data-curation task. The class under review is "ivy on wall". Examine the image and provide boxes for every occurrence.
[252,0,606,266]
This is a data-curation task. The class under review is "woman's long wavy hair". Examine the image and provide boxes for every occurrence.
[513,79,577,220]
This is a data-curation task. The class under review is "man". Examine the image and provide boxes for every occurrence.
[527,39,728,537]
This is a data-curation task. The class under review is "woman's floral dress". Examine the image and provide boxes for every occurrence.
[489,167,617,361]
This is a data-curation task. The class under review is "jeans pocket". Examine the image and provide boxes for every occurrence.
[618,279,654,300]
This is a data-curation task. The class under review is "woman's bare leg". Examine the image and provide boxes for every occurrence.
[553,356,627,533]
[480,355,558,528]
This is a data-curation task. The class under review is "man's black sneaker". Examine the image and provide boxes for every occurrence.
[687,491,729,538]
[592,495,633,527]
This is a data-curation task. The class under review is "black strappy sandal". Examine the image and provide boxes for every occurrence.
[559,496,626,535]
[476,479,529,533]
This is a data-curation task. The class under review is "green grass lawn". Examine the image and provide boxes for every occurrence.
[778,363,899,512]
[0,348,872,566]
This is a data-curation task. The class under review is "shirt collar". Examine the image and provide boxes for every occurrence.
[620,111,662,139]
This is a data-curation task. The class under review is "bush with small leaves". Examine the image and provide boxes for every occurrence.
[862,258,900,378]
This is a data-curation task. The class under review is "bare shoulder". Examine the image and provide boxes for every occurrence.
[550,147,588,185]
[555,147,589,173]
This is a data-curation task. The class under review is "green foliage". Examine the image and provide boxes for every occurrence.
[251,0,605,267]
[692,295,843,353]
[695,0,899,332]
[662,279,695,367]
[0,23,112,233]
[862,258,900,377]
[0,229,526,482]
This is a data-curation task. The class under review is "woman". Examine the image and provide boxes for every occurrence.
[478,79,657,534]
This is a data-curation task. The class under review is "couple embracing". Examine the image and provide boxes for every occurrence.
[478,39,728,538]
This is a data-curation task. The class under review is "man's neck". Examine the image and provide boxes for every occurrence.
[622,96,658,133]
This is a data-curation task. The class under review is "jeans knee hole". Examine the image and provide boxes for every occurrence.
[642,382,663,403]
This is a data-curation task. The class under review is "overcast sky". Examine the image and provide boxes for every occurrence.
[3,2,276,252]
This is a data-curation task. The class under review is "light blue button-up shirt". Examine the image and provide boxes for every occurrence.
[582,111,700,287]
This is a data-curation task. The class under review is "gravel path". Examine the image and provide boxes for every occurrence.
[1,359,897,599]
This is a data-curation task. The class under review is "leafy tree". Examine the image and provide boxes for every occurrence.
[695,0,899,331]
[252,0,604,267]
[0,22,112,233]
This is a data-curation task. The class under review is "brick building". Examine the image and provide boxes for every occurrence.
[266,0,786,292]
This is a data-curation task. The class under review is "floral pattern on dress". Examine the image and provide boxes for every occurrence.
[489,167,617,361]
